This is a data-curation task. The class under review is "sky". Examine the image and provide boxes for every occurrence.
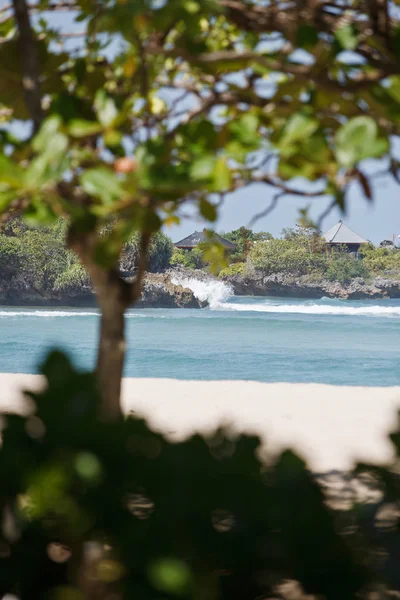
[169,175,400,245]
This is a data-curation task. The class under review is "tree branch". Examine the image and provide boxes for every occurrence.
[0,1,78,14]
[234,173,327,198]
[131,231,151,302]
[248,191,284,228]
[12,0,42,130]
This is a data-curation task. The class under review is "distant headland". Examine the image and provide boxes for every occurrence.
[1,216,400,307]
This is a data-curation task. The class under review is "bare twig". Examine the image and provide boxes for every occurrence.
[316,197,338,231]
[248,192,284,227]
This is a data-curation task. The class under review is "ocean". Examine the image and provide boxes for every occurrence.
[0,278,400,386]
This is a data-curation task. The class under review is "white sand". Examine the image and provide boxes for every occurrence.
[1,373,400,472]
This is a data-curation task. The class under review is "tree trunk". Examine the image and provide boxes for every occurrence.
[95,272,130,421]
[67,230,134,421]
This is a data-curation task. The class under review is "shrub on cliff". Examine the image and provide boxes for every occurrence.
[360,245,400,273]
[326,253,370,284]
[171,247,205,270]
[223,228,273,262]
[122,232,174,274]
[54,262,90,294]
[0,235,21,282]
[0,220,82,295]
[218,262,246,278]
[249,239,327,276]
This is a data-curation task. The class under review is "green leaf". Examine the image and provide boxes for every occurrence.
[240,113,258,133]
[229,113,259,147]
[80,167,125,204]
[184,0,200,13]
[0,154,24,187]
[278,113,319,148]
[23,196,57,225]
[387,76,400,104]
[296,24,318,49]
[335,189,346,211]
[94,90,118,127]
[25,132,69,188]
[212,156,231,191]
[47,132,69,159]
[199,198,217,221]
[32,116,63,153]
[335,24,358,51]
[0,189,16,211]
[202,241,228,274]
[148,559,191,596]
[104,129,123,148]
[190,155,215,181]
[360,137,389,161]
[336,116,379,167]
[68,119,103,138]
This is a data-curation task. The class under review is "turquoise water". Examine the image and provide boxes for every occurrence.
[0,280,400,385]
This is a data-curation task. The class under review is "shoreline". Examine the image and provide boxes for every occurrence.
[1,373,400,472]
[1,293,400,309]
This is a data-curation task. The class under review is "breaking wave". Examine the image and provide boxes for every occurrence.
[216,302,400,317]
[0,310,99,318]
[172,275,400,317]
[171,276,233,309]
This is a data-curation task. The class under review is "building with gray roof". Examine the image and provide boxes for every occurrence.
[322,221,368,255]
[175,230,236,250]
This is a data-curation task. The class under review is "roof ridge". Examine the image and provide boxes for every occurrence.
[331,220,343,242]
[322,221,368,245]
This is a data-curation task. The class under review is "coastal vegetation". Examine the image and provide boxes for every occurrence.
[1,0,400,598]
[1,219,397,296]
[0,217,174,299]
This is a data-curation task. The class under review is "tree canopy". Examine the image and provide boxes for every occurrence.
[1,0,400,231]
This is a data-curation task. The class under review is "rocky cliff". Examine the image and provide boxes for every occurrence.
[3,267,400,307]
[223,272,400,300]
[136,274,206,308]
[0,273,205,308]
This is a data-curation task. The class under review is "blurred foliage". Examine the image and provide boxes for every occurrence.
[2,350,399,600]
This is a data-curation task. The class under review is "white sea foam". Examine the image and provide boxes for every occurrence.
[0,310,99,318]
[172,275,400,317]
[171,276,233,309]
[217,302,400,317]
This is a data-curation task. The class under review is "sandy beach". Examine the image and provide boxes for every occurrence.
[1,373,400,472]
